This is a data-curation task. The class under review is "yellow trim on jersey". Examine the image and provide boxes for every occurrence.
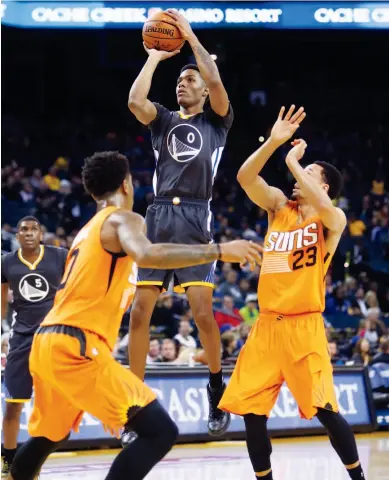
[136,281,163,286]
[18,245,45,271]
[5,398,30,403]
[177,111,197,120]
[179,281,215,289]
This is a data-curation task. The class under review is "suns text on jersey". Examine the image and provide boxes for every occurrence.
[265,222,319,253]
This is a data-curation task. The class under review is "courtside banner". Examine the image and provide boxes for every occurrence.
[0,367,375,443]
[1,2,389,29]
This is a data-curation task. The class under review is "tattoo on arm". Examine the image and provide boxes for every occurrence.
[192,44,219,81]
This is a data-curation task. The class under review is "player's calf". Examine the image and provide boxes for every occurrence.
[316,408,365,479]
[244,414,273,479]
[2,402,24,478]
[106,399,178,480]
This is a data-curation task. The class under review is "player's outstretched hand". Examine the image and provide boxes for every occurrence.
[270,105,306,147]
[143,43,181,61]
[220,240,262,271]
[286,139,308,163]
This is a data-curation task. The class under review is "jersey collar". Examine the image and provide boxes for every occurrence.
[177,111,198,120]
[18,245,45,271]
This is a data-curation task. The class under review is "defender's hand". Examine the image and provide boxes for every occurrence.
[143,43,181,61]
[270,105,306,147]
[286,139,308,163]
[220,240,262,271]
[165,9,195,41]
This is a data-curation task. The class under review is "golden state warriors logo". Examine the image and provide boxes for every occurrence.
[19,273,49,302]
[167,124,203,163]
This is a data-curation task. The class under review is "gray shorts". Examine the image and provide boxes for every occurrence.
[137,197,216,291]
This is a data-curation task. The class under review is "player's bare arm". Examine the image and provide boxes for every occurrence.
[165,9,229,117]
[1,283,9,320]
[102,210,262,269]
[128,47,180,125]
[285,139,347,238]
[237,105,306,212]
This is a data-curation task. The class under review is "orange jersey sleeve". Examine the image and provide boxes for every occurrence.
[258,202,331,315]
[42,207,137,349]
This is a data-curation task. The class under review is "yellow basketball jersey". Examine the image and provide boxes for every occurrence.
[258,201,331,315]
[42,206,137,350]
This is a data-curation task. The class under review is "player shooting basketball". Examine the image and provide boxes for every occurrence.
[128,9,234,437]
[219,106,365,480]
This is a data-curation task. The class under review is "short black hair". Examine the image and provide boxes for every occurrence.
[180,64,200,75]
[314,161,343,199]
[82,151,129,198]
[17,216,41,230]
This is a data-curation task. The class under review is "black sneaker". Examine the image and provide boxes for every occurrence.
[121,427,138,447]
[1,459,11,479]
[207,382,231,436]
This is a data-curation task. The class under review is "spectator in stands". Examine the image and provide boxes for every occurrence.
[236,323,251,350]
[370,336,389,365]
[238,278,251,301]
[156,339,178,364]
[349,287,368,317]
[348,212,366,238]
[221,331,239,361]
[352,338,371,366]
[239,294,259,326]
[326,284,351,314]
[363,320,379,349]
[365,308,387,338]
[146,338,161,364]
[365,291,380,311]
[1,224,19,252]
[217,270,242,301]
[19,180,34,206]
[215,295,242,329]
[29,168,42,190]
[328,340,345,366]
[174,320,197,349]
[43,166,61,191]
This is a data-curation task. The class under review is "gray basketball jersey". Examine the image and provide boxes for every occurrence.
[1,245,67,334]
[149,103,234,201]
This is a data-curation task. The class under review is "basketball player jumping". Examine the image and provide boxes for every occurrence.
[219,106,365,480]
[8,152,261,480]
[128,9,233,435]
[1,217,67,478]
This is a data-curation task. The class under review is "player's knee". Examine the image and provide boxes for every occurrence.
[4,402,24,422]
[193,309,214,334]
[131,400,178,448]
[244,414,272,454]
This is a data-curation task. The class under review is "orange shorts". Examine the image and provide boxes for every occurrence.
[219,313,338,420]
[28,325,156,442]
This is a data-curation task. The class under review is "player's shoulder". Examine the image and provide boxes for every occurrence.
[105,209,145,228]
[2,249,18,264]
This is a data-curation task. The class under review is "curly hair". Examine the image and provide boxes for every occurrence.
[314,161,343,199]
[82,151,129,198]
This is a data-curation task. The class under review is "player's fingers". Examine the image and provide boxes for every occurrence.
[249,248,262,265]
[278,106,285,119]
[284,104,295,121]
[295,111,307,125]
[290,107,304,123]
[165,10,179,20]
[250,242,263,253]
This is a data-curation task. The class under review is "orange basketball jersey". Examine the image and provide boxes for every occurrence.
[42,206,137,349]
[258,201,331,315]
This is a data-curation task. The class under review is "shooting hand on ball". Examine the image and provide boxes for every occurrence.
[165,9,196,41]
[143,43,180,61]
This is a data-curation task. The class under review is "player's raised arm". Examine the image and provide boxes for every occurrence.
[237,105,306,212]
[128,47,180,125]
[285,139,346,232]
[165,10,229,117]
[112,211,262,270]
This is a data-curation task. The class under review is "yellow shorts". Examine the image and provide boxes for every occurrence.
[219,313,338,420]
[28,325,156,442]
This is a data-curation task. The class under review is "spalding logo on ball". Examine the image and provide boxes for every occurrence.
[142,11,185,52]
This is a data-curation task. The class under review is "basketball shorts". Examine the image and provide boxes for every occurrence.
[4,331,34,402]
[219,312,338,420]
[137,197,216,292]
[28,325,157,442]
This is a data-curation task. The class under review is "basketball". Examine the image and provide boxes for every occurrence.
[142,11,185,52]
